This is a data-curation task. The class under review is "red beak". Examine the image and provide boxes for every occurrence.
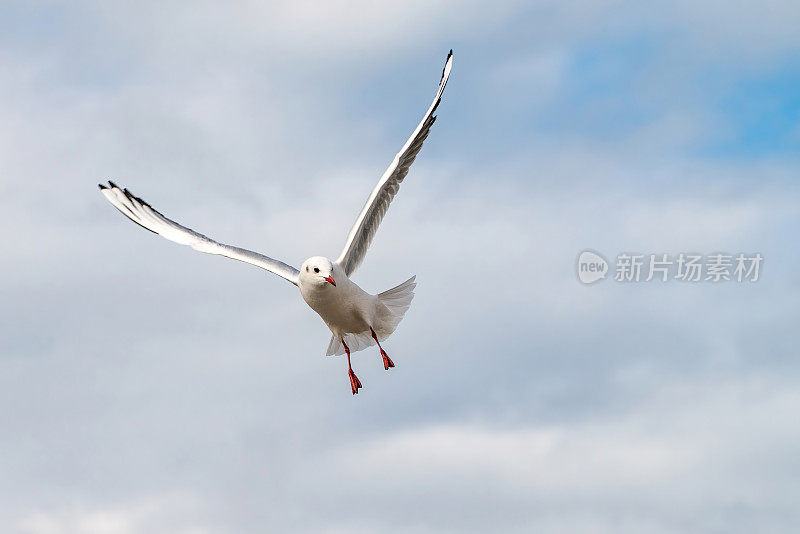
[325,275,336,286]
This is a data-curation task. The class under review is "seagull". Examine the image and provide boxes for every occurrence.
[99,50,452,394]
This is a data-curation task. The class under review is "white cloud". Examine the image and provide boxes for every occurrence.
[287,378,800,532]
[16,493,208,534]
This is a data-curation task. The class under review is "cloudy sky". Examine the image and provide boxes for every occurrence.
[1,1,799,532]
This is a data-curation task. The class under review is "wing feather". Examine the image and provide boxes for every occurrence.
[335,50,452,277]
[98,181,300,285]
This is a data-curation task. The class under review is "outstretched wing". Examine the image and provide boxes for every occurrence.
[98,181,300,285]
[335,50,453,277]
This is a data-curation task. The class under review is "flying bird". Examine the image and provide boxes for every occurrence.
[99,50,452,394]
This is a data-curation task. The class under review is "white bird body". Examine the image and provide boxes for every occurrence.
[297,256,416,356]
[299,259,378,339]
[99,51,451,394]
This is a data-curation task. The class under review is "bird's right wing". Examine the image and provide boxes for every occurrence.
[98,181,300,285]
[335,50,453,277]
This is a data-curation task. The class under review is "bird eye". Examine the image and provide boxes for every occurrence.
[313,267,320,273]
[305,266,309,272]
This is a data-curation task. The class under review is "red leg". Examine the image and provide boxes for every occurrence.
[342,338,362,394]
[371,328,395,370]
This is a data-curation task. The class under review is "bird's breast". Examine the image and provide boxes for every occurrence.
[299,282,373,335]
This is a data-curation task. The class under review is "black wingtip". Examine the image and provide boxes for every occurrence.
[98,183,107,190]
[441,50,453,82]
[108,180,119,189]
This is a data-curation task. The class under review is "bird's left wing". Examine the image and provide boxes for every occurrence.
[99,181,300,285]
[335,50,453,277]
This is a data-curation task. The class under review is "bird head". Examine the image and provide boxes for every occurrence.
[299,256,337,288]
